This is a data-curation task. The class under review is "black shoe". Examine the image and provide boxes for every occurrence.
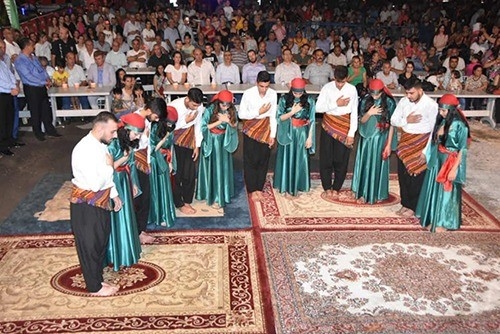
[46,132,62,138]
[0,149,14,156]
[10,142,25,148]
[35,133,46,141]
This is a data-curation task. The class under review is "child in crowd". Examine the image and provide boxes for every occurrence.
[133,84,146,109]
[425,66,446,90]
[52,59,69,87]
[447,70,463,92]
[111,87,130,117]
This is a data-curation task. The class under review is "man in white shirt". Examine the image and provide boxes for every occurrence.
[63,52,90,109]
[127,38,148,68]
[242,50,266,84]
[376,61,399,89]
[105,39,128,70]
[80,39,96,71]
[391,47,407,75]
[390,79,438,218]
[316,65,358,199]
[274,48,302,86]
[215,51,240,84]
[168,88,205,215]
[70,111,122,296]
[327,45,347,68]
[123,15,142,45]
[2,28,21,61]
[187,48,215,85]
[442,47,466,72]
[238,71,277,201]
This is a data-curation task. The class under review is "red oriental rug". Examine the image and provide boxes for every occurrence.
[0,231,267,333]
[262,230,500,334]
[250,173,500,231]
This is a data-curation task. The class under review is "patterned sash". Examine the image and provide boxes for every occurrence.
[242,118,271,144]
[174,126,196,149]
[160,148,173,164]
[291,118,309,127]
[436,145,459,192]
[396,131,430,176]
[322,113,351,144]
[70,185,112,211]
[135,148,150,174]
[210,127,226,134]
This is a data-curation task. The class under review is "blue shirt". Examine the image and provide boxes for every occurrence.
[0,57,16,93]
[14,53,49,87]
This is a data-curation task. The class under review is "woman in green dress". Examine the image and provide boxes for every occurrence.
[273,78,316,196]
[196,90,238,208]
[106,113,145,271]
[416,94,470,232]
[147,99,179,227]
[351,79,397,204]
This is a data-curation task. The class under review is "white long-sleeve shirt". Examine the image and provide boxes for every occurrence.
[168,97,205,148]
[238,85,278,139]
[71,132,118,198]
[187,60,215,85]
[316,81,359,137]
[391,93,438,134]
[274,62,302,85]
[215,62,241,84]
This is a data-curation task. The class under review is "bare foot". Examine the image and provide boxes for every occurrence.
[139,232,156,244]
[211,203,221,209]
[91,284,119,296]
[435,227,448,233]
[179,205,196,214]
[250,192,260,202]
[330,190,340,200]
[256,191,265,201]
[185,203,197,214]
[356,197,365,204]
[102,281,118,289]
[401,209,415,218]
[395,207,408,215]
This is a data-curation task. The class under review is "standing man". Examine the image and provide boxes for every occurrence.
[238,71,277,201]
[51,27,78,67]
[316,65,358,199]
[15,38,60,141]
[391,79,438,218]
[0,39,19,156]
[70,111,122,296]
[168,88,205,214]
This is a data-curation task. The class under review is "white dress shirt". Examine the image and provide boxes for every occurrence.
[391,93,438,134]
[71,132,118,198]
[316,81,359,137]
[66,64,86,86]
[127,49,148,68]
[168,97,205,148]
[238,85,278,139]
[105,51,128,70]
[215,62,241,84]
[187,59,215,85]
[274,61,302,85]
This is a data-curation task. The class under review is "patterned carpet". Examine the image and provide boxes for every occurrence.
[250,174,500,231]
[262,230,500,334]
[0,231,267,333]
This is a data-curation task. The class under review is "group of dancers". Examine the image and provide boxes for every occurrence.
[69,67,469,295]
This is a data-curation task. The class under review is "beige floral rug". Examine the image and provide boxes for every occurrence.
[263,230,500,334]
[0,231,266,333]
[251,174,500,231]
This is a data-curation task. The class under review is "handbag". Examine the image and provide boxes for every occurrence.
[158,76,166,96]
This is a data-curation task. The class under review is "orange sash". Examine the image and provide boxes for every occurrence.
[291,118,309,127]
[135,148,150,174]
[396,131,430,176]
[174,126,196,149]
[210,127,226,134]
[242,117,271,144]
[322,113,351,144]
[436,145,459,192]
[70,185,112,211]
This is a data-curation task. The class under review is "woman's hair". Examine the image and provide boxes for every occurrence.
[155,64,164,76]
[115,68,126,88]
[147,98,171,139]
[431,106,470,145]
[284,90,310,112]
[208,100,236,125]
[117,126,139,153]
[172,51,185,65]
[362,93,394,130]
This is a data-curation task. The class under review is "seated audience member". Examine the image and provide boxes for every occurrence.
[215,51,241,84]
[127,38,148,68]
[303,49,334,86]
[376,60,399,89]
[242,50,266,84]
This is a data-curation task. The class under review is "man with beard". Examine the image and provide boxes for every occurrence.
[242,50,266,84]
[70,112,122,296]
[391,79,438,218]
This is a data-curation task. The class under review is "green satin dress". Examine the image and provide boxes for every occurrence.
[351,96,397,204]
[273,95,316,196]
[106,139,142,271]
[148,123,177,227]
[416,119,468,232]
[196,104,238,207]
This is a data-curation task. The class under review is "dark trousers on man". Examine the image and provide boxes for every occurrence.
[243,135,271,193]
[173,145,196,208]
[23,84,57,137]
[319,128,351,191]
[70,203,111,293]
[0,93,15,150]
[134,170,151,233]
[397,157,427,211]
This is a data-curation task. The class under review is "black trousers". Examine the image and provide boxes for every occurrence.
[319,128,351,191]
[23,84,57,137]
[134,169,150,233]
[397,157,427,211]
[173,145,196,207]
[70,203,111,293]
[0,93,15,150]
[243,135,270,193]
